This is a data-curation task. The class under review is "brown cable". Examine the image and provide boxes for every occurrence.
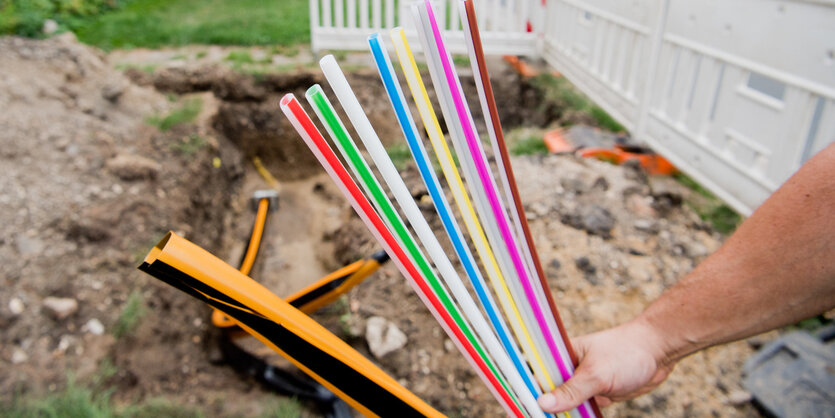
[464,2,603,416]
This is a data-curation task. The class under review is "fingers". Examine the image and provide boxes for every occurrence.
[571,335,591,362]
[537,362,605,413]
[594,396,612,408]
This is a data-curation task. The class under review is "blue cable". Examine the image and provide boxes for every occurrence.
[367,33,542,400]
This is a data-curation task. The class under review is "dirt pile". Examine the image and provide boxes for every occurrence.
[0,34,250,413]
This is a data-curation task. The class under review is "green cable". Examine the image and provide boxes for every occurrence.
[305,85,518,408]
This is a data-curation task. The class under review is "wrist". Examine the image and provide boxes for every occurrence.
[626,313,688,369]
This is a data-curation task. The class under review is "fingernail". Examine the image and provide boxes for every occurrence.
[538,393,558,411]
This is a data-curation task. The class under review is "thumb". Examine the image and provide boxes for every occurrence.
[537,367,602,413]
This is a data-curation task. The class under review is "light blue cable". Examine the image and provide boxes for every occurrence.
[367,33,541,400]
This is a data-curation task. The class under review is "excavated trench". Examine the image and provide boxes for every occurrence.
[131,63,572,297]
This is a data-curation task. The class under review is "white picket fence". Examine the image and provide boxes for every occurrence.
[309,0,542,55]
[309,0,835,216]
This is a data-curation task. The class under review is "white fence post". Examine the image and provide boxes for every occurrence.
[633,0,670,144]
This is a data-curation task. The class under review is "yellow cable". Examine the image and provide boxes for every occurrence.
[390,28,556,392]
[253,157,281,192]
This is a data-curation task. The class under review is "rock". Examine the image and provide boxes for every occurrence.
[726,390,752,406]
[43,297,78,320]
[583,273,601,286]
[560,177,587,195]
[83,318,105,335]
[57,334,79,352]
[366,316,407,359]
[622,159,648,184]
[746,334,771,350]
[592,176,609,191]
[563,205,615,238]
[9,298,24,316]
[11,348,28,364]
[575,256,597,276]
[652,191,683,216]
[549,258,561,270]
[685,241,709,258]
[528,202,550,218]
[633,219,658,233]
[42,19,58,35]
[106,154,161,181]
[16,235,44,256]
[101,80,126,103]
[626,194,657,218]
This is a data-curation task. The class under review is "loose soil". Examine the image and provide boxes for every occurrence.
[1,35,768,417]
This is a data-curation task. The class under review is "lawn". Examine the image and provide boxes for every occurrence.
[73,0,309,49]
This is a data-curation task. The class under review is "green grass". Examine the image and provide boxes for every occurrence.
[386,143,413,171]
[3,376,205,418]
[170,134,208,156]
[675,173,743,234]
[147,98,202,131]
[789,315,832,333]
[259,398,303,418]
[5,378,111,418]
[122,399,204,418]
[511,136,548,156]
[71,0,309,50]
[329,50,348,61]
[452,55,470,67]
[113,291,145,338]
[271,44,299,58]
[3,358,304,418]
[225,50,254,64]
[590,105,625,132]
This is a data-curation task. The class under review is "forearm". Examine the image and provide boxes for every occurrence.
[637,143,835,365]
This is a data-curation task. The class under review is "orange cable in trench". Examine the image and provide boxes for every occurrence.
[240,198,269,276]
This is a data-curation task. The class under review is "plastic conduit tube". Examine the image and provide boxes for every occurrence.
[419,4,584,414]
[239,197,269,276]
[140,231,441,417]
[458,2,601,417]
[409,1,560,391]
[279,94,523,418]
[313,58,535,414]
[367,33,545,416]
[388,26,558,394]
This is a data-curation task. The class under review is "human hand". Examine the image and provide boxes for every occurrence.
[537,319,676,413]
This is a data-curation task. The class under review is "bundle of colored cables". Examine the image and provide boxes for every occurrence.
[278,1,603,417]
